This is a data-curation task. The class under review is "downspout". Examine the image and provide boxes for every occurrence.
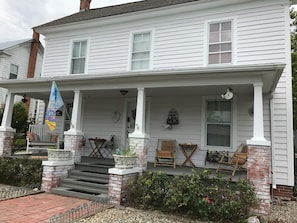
[269,92,276,192]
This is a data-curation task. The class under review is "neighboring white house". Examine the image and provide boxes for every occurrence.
[0,38,45,123]
[0,0,295,212]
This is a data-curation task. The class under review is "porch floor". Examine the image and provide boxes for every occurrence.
[81,157,247,181]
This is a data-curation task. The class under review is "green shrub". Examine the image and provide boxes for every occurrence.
[0,157,42,186]
[127,170,259,222]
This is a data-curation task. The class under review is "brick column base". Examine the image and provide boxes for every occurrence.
[0,131,14,157]
[64,133,84,163]
[273,185,294,198]
[108,168,142,205]
[247,145,271,215]
[129,137,149,170]
[41,160,74,192]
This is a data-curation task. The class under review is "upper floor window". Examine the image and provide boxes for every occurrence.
[206,100,231,147]
[9,64,18,79]
[71,40,87,74]
[131,32,151,70]
[208,21,232,65]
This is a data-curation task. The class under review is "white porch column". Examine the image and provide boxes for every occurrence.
[129,88,149,170]
[67,90,83,134]
[247,82,270,146]
[129,88,148,138]
[0,92,15,131]
[64,90,84,162]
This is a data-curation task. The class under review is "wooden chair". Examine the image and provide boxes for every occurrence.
[154,139,176,168]
[216,143,248,176]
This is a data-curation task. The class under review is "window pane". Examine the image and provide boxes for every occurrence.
[131,32,151,70]
[210,23,220,32]
[221,30,231,42]
[207,101,231,123]
[72,42,80,57]
[80,41,87,57]
[209,32,219,43]
[221,43,231,51]
[222,21,231,31]
[221,53,232,63]
[209,54,219,64]
[209,44,220,53]
[71,58,85,74]
[207,124,230,146]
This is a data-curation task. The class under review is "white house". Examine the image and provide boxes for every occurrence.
[0,36,45,124]
[0,0,295,214]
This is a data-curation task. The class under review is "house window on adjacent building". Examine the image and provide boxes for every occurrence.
[71,40,87,74]
[131,32,151,70]
[206,100,231,147]
[9,64,18,79]
[208,21,232,65]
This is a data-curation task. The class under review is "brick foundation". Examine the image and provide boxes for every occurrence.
[247,145,271,215]
[64,134,84,163]
[129,137,149,170]
[41,160,74,192]
[272,185,294,198]
[108,168,142,205]
[0,131,14,157]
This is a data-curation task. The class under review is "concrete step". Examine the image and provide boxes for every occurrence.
[74,163,112,174]
[60,178,108,189]
[51,187,109,200]
[68,169,109,182]
[59,179,108,194]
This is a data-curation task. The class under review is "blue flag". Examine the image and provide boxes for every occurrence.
[45,81,64,131]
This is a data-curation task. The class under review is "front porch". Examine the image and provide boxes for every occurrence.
[80,156,246,180]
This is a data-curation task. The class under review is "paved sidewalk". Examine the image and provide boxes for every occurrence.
[0,193,91,223]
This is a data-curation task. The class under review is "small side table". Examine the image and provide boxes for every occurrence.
[178,144,198,168]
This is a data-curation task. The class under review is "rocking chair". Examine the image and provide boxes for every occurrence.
[154,139,176,168]
[216,143,248,176]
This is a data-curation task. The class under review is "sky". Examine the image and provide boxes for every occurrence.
[0,0,141,43]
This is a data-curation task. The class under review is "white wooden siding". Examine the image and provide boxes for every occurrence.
[41,1,292,186]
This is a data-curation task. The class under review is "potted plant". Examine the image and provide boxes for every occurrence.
[47,146,72,161]
[112,146,138,169]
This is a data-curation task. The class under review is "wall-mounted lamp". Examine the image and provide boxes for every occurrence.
[221,87,233,100]
[120,89,128,96]
[22,94,28,103]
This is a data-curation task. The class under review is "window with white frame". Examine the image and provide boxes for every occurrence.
[9,64,18,79]
[206,100,231,147]
[208,21,232,65]
[70,40,87,74]
[131,32,151,70]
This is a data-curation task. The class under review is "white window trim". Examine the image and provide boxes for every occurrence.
[9,64,18,79]
[68,38,90,75]
[203,17,237,67]
[201,95,237,151]
[128,29,154,71]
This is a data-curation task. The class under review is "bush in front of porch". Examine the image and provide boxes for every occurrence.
[127,170,259,222]
[0,157,42,186]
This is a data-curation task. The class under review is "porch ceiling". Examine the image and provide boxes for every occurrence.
[0,63,285,101]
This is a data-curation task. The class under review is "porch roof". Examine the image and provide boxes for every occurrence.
[0,63,285,101]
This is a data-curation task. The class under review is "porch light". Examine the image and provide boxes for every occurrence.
[22,94,28,103]
[120,90,128,96]
[221,87,233,100]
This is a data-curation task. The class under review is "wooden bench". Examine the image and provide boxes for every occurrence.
[26,124,59,153]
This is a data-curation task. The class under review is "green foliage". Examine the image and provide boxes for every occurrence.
[291,9,297,131]
[0,102,29,133]
[127,170,259,222]
[0,157,42,186]
[12,102,28,133]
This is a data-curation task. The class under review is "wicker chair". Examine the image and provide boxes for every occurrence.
[154,139,176,168]
[216,143,248,176]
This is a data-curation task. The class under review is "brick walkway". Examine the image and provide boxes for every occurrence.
[0,193,91,223]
